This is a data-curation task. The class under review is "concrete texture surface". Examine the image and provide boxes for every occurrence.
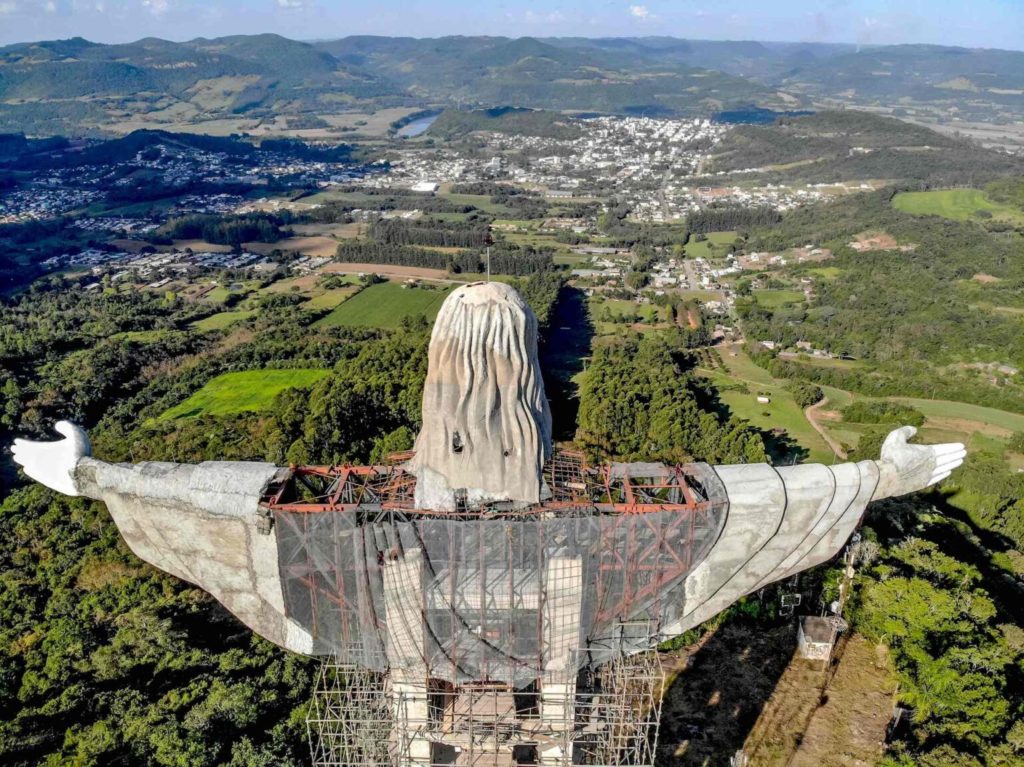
[407,281,552,511]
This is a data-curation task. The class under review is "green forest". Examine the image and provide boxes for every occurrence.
[739,188,1024,413]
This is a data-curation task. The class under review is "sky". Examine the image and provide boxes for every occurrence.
[0,0,1020,51]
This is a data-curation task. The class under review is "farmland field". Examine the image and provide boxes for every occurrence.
[304,287,360,311]
[190,309,256,331]
[684,230,737,259]
[753,289,805,308]
[700,346,835,462]
[313,281,451,328]
[159,369,330,420]
[699,346,1024,464]
[892,188,1024,224]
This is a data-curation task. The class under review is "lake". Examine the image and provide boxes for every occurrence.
[398,113,440,138]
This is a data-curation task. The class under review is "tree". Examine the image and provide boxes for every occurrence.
[1009,431,1024,453]
[788,381,823,409]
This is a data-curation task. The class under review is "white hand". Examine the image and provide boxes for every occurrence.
[10,420,91,496]
[878,425,966,495]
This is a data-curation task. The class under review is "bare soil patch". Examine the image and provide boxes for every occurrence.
[789,635,895,767]
[742,633,895,767]
[657,623,797,767]
[848,231,915,252]
[245,236,339,258]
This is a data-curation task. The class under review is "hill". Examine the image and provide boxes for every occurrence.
[2,34,1023,137]
[707,111,1024,185]
[427,107,581,140]
[0,33,398,136]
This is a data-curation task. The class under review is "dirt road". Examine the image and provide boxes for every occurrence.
[805,397,847,460]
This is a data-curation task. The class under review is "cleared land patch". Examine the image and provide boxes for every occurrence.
[848,230,915,252]
[160,369,329,420]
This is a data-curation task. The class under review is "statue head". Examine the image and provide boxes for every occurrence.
[407,281,552,510]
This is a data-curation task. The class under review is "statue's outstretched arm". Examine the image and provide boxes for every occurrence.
[11,422,312,653]
[664,426,965,636]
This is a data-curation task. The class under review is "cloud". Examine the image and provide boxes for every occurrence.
[277,0,310,7]
[629,4,650,20]
[0,0,15,12]
[141,0,170,14]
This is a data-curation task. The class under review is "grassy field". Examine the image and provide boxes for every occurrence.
[203,281,259,304]
[698,345,1024,465]
[753,289,805,308]
[892,397,1024,432]
[190,310,256,332]
[807,266,843,281]
[701,347,836,463]
[313,281,451,329]
[684,230,738,259]
[304,287,360,311]
[892,188,1024,224]
[159,369,329,420]
[438,192,517,216]
[590,298,666,323]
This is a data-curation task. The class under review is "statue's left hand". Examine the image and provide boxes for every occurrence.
[10,420,91,496]
[877,425,966,498]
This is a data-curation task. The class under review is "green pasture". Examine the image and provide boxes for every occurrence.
[753,289,805,308]
[439,193,517,216]
[190,310,256,331]
[304,287,360,312]
[684,231,738,259]
[159,369,330,420]
[807,266,843,280]
[589,298,666,324]
[313,281,451,329]
[892,189,1024,225]
[701,367,835,463]
[892,397,1024,433]
[110,329,177,343]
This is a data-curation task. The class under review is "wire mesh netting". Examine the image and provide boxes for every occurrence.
[272,458,727,686]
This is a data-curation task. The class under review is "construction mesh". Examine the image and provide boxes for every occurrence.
[274,463,727,686]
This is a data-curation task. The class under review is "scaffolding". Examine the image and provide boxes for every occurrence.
[308,654,393,767]
[307,648,664,767]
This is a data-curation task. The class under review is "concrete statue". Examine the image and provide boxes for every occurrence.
[11,281,965,767]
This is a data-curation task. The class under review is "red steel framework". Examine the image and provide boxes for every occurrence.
[262,451,725,635]
[261,449,717,518]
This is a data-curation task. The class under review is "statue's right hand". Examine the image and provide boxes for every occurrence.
[10,420,91,496]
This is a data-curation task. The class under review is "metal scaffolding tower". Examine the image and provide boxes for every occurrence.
[307,648,664,767]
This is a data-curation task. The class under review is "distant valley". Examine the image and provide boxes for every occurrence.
[1,34,1023,149]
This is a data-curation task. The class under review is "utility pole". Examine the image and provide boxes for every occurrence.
[485,227,494,282]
